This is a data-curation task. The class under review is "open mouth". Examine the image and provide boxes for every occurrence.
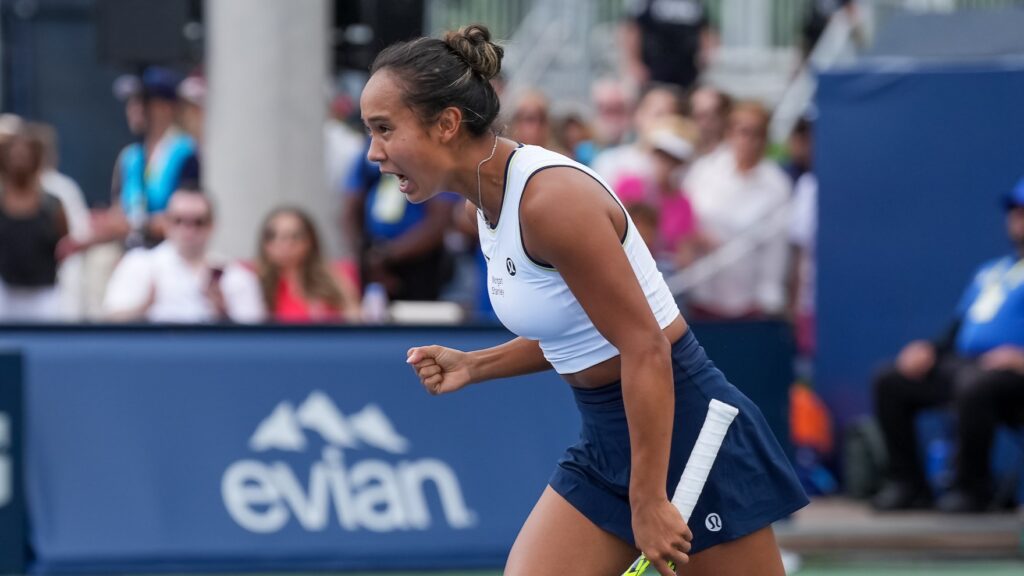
[382,169,412,194]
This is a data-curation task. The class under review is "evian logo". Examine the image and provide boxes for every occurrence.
[222,391,475,534]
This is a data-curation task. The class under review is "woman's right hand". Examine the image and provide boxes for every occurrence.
[631,498,692,575]
[407,345,474,395]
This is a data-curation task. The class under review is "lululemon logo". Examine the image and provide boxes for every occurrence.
[705,513,722,532]
[506,258,516,276]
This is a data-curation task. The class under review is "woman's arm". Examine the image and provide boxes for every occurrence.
[468,336,551,382]
[407,336,550,395]
[521,167,690,574]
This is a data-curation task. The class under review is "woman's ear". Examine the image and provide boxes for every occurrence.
[436,106,463,143]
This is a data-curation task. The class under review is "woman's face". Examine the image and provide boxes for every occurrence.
[728,110,767,169]
[360,71,449,204]
[511,98,549,146]
[263,213,310,270]
[5,139,38,178]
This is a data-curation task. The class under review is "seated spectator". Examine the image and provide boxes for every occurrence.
[683,100,792,319]
[257,207,361,323]
[103,189,264,323]
[592,83,684,187]
[614,115,701,271]
[0,128,67,321]
[589,77,634,150]
[508,89,564,153]
[872,176,1024,513]
[689,84,731,159]
[551,104,596,165]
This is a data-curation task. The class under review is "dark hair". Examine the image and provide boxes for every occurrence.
[370,24,503,137]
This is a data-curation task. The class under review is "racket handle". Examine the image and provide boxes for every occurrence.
[670,399,738,519]
[620,399,739,576]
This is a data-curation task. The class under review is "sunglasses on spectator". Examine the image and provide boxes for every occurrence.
[169,214,211,228]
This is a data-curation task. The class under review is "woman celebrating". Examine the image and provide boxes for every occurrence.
[363,25,806,576]
[257,206,360,323]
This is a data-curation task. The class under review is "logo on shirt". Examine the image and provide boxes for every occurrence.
[506,258,517,276]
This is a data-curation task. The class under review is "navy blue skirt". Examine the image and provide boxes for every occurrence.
[549,328,808,553]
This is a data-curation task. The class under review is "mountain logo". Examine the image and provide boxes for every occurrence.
[222,391,475,534]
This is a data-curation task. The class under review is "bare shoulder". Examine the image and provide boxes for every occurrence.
[519,166,624,265]
[519,166,618,230]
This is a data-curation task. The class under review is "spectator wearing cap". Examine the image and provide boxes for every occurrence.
[103,188,264,323]
[613,115,701,272]
[683,100,792,319]
[98,67,199,249]
[872,176,1024,514]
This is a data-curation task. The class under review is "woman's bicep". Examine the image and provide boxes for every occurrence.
[521,174,663,350]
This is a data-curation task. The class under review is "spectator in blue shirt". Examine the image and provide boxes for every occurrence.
[872,176,1024,513]
[341,141,456,301]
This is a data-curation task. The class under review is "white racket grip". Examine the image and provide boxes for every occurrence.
[669,399,739,520]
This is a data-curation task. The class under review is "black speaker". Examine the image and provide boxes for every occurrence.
[96,0,202,66]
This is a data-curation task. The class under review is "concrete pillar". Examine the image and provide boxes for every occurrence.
[206,0,336,260]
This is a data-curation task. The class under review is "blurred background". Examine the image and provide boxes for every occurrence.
[0,0,1023,574]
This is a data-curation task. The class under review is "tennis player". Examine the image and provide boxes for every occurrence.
[362,24,808,576]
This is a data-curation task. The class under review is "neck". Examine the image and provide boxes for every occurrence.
[454,134,507,225]
[145,122,173,149]
[282,266,303,285]
[735,154,758,174]
[177,247,205,267]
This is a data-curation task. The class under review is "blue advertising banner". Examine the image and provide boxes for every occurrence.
[0,324,792,573]
[815,62,1024,430]
[0,349,25,574]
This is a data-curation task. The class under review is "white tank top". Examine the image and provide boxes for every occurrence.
[478,144,680,374]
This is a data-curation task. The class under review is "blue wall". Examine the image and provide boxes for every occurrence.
[815,61,1024,428]
[0,323,792,573]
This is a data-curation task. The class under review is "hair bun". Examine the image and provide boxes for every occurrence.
[442,24,503,81]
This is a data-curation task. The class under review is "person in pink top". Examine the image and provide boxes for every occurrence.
[256,207,361,323]
[614,115,701,271]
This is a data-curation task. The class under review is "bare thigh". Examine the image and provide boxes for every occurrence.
[678,526,785,576]
[504,485,639,576]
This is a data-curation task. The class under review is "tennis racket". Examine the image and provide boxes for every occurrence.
[622,398,739,576]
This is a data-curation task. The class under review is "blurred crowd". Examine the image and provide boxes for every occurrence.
[0,1,826,353]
